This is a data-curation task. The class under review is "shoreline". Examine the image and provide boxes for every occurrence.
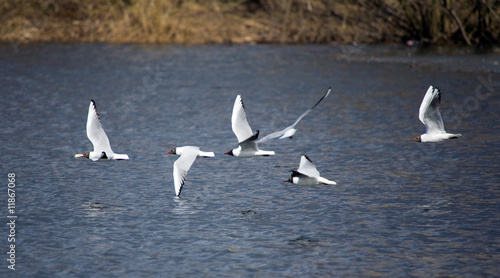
[3,40,499,56]
[1,1,498,48]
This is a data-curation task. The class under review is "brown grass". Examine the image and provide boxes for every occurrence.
[1,0,499,47]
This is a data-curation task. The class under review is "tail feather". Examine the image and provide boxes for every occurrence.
[199,151,215,157]
[113,153,129,160]
[318,177,336,185]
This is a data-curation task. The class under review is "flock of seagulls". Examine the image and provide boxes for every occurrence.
[75,85,461,197]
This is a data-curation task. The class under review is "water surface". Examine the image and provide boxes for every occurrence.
[0,43,499,277]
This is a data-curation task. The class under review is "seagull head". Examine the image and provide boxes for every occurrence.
[410,135,422,142]
[165,148,177,155]
[283,171,295,183]
[224,149,234,156]
[74,152,90,158]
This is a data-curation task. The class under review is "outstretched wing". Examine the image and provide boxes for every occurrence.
[296,155,320,178]
[231,95,254,143]
[419,86,445,134]
[290,87,332,128]
[256,129,285,143]
[173,146,199,196]
[86,100,113,155]
[258,87,331,143]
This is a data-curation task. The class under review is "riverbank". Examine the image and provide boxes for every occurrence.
[1,0,499,47]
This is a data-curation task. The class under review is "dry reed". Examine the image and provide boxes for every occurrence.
[1,0,498,47]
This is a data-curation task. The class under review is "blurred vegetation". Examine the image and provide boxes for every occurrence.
[1,0,499,47]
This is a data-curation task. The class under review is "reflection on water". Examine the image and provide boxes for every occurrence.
[0,43,499,277]
[172,197,198,215]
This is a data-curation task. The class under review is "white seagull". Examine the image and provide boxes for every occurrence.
[284,155,336,185]
[410,86,462,143]
[257,87,331,143]
[168,146,200,197]
[75,100,129,161]
[165,146,215,157]
[224,95,275,157]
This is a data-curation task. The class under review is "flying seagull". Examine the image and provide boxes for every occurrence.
[410,86,462,142]
[284,155,336,185]
[168,146,201,197]
[75,100,129,161]
[258,87,331,143]
[225,95,275,157]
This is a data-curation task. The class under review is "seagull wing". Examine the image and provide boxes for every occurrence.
[290,87,332,128]
[296,155,320,178]
[419,86,445,134]
[256,129,285,143]
[231,95,255,143]
[86,100,113,155]
[173,146,199,196]
[258,87,331,143]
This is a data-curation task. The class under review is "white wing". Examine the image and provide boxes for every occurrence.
[231,95,254,143]
[257,87,331,143]
[290,87,331,128]
[256,129,286,143]
[86,100,113,155]
[296,155,320,178]
[419,86,445,134]
[173,146,199,196]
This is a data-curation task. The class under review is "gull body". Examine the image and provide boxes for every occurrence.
[258,87,331,143]
[411,86,462,143]
[284,155,336,185]
[225,95,275,157]
[166,146,215,157]
[75,100,129,161]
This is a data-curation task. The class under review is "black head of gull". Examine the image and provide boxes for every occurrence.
[74,151,90,158]
[410,135,422,142]
[165,148,177,155]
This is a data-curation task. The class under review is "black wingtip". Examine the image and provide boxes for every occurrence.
[310,88,331,110]
[89,99,100,119]
[177,185,183,197]
[237,94,245,110]
[433,86,441,104]
[302,154,313,163]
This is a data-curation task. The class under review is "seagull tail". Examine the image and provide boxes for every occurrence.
[318,177,337,185]
[114,154,130,160]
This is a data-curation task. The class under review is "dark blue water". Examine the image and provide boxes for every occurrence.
[0,43,499,277]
